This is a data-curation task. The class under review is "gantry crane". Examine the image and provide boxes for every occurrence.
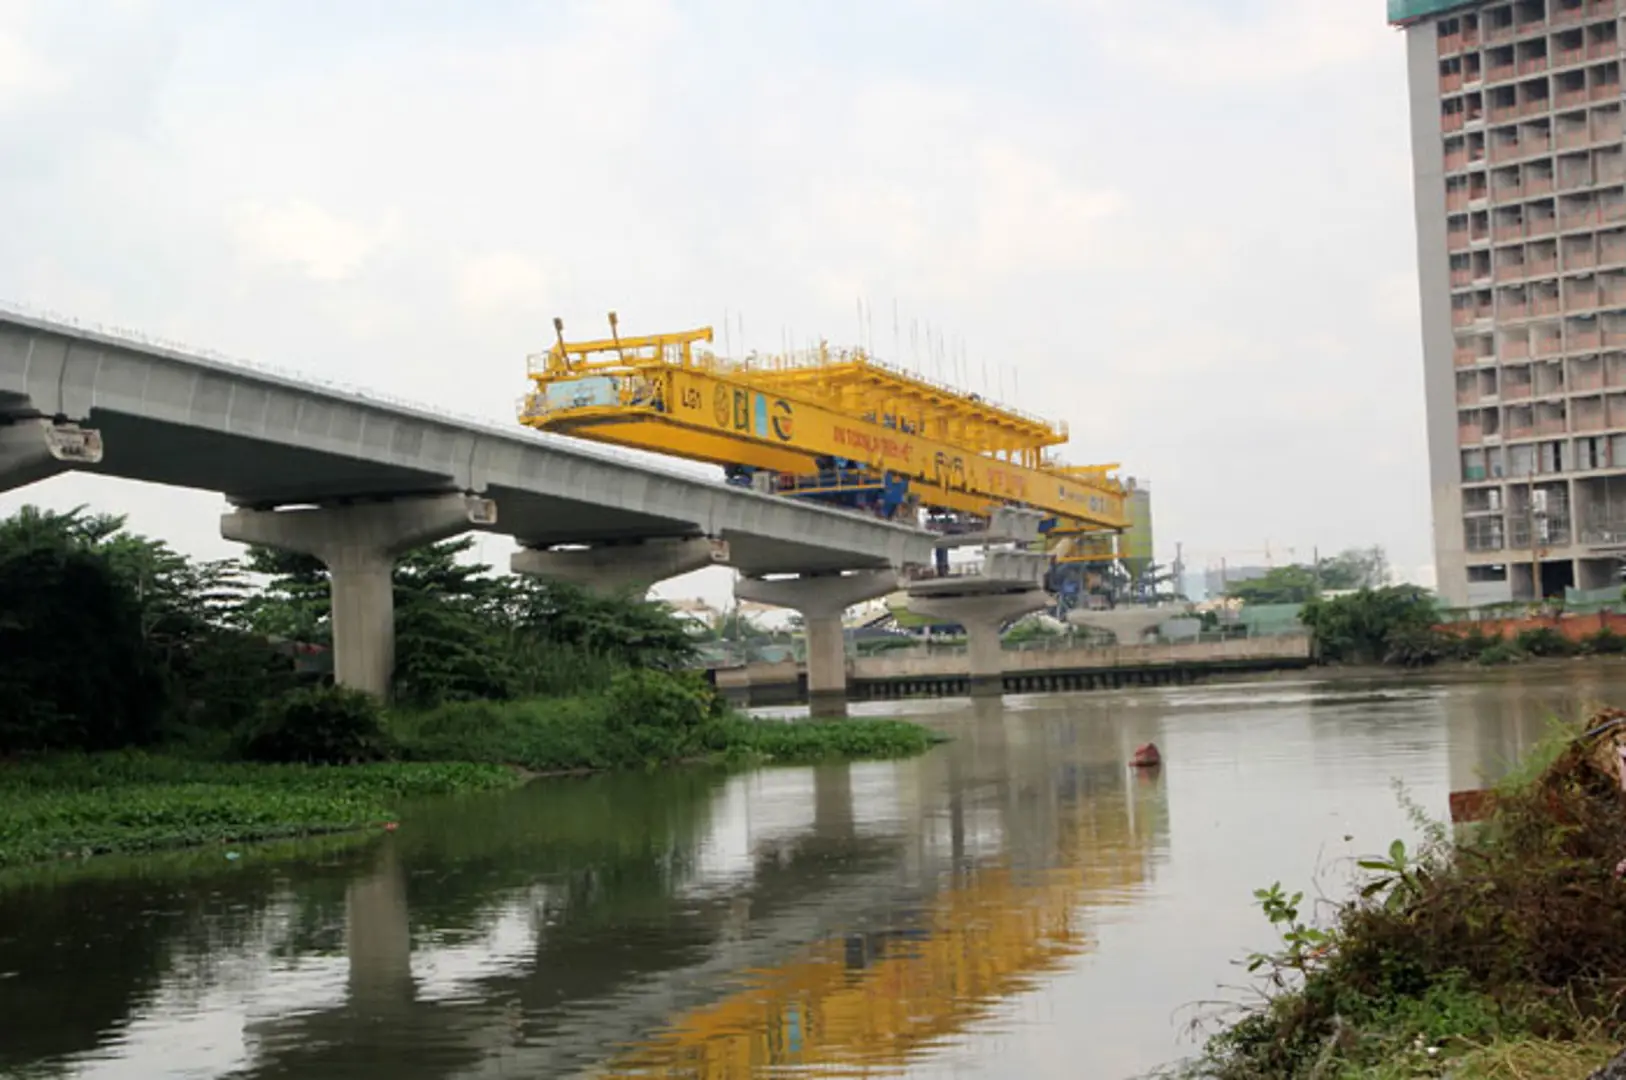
[518,313,1139,568]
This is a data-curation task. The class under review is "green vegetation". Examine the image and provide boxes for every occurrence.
[1175,712,1626,1079]
[0,753,519,870]
[1225,547,1390,606]
[0,504,942,870]
[1296,584,1626,670]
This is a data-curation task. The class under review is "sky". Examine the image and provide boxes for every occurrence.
[0,0,1433,603]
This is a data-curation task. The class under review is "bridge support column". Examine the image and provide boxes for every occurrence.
[221,493,495,698]
[907,589,1051,698]
[511,536,726,598]
[0,418,103,493]
[736,569,897,718]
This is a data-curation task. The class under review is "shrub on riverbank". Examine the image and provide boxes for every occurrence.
[1187,710,1626,1079]
[0,754,520,870]
[395,671,942,772]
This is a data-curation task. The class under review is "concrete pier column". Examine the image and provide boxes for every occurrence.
[221,492,495,697]
[512,536,726,598]
[736,569,898,717]
[0,418,103,493]
[907,589,1051,698]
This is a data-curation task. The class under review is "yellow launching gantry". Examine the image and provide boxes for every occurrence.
[518,314,1130,561]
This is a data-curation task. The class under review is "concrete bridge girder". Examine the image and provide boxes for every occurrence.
[736,570,900,718]
[0,418,104,494]
[221,492,497,698]
[512,535,728,599]
[1067,603,1193,644]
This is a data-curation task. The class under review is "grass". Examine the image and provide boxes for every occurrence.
[0,674,944,873]
[392,674,944,772]
[0,752,521,871]
[1184,708,1626,1080]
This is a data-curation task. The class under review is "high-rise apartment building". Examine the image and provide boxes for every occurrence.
[1396,0,1626,606]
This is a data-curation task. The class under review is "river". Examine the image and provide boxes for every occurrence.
[2,664,1622,1079]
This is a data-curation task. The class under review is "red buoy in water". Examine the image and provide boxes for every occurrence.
[1129,742,1162,768]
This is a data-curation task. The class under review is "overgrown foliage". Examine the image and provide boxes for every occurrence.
[241,686,396,765]
[0,753,519,869]
[1189,711,1626,1079]
[0,505,702,754]
[1300,585,1442,665]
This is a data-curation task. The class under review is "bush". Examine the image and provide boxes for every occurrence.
[1447,625,1501,661]
[1477,642,1524,666]
[1512,626,1578,658]
[241,687,396,765]
[1582,627,1626,655]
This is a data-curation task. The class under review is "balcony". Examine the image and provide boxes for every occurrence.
[1534,294,1563,314]
[1571,329,1605,349]
[1453,308,1475,327]
[1594,82,1622,103]
[1529,257,1560,275]
[1459,424,1483,445]
[1448,189,1471,211]
[1440,33,1463,56]
[1451,266,1475,286]
[1494,222,1525,241]
[1446,149,1470,171]
[1496,260,1526,280]
[1455,346,1482,365]
[1558,88,1591,108]
[1558,126,1591,149]
[1556,46,1588,67]
[1503,300,1532,317]
[1536,335,1567,356]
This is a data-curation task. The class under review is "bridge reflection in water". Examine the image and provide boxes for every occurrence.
[597,718,1167,1078]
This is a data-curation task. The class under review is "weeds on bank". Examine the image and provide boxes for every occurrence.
[1190,709,1626,1079]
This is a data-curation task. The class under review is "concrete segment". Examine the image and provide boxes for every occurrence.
[736,570,898,717]
[512,536,726,598]
[221,493,496,697]
[1067,602,1192,644]
[0,418,103,493]
[906,589,1053,697]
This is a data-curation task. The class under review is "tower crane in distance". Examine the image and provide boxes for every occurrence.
[517,313,1143,583]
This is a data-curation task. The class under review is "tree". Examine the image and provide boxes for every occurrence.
[1227,565,1321,606]
[1318,546,1390,591]
[0,529,168,751]
[1299,585,1441,665]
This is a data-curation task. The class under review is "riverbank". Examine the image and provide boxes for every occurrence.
[0,701,943,871]
[1176,708,1626,1079]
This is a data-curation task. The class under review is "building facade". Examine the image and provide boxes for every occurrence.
[1398,0,1626,605]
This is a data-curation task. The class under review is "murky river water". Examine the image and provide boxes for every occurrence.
[5,665,1625,1079]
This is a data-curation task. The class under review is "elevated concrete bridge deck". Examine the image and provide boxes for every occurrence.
[0,309,932,576]
[0,308,937,694]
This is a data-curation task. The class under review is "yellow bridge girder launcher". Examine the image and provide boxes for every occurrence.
[518,314,1130,556]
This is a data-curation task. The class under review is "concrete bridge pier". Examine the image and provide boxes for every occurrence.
[0,418,103,493]
[907,589,1052,697]
[221,492,496,698]
[736,569,898,717]
[511,536,726,598]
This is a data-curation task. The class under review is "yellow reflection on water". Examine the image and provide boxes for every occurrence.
[598,766,1164,1079]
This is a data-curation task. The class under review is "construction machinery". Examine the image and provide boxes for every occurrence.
[518,314,1146,590]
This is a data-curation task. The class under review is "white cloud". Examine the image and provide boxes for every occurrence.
[0,3,66,110]
[229,200,397,283]
[456,253,553,318]
[1055,0,1387,86]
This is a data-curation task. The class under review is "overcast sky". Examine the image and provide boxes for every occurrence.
[0,0,1431,602]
